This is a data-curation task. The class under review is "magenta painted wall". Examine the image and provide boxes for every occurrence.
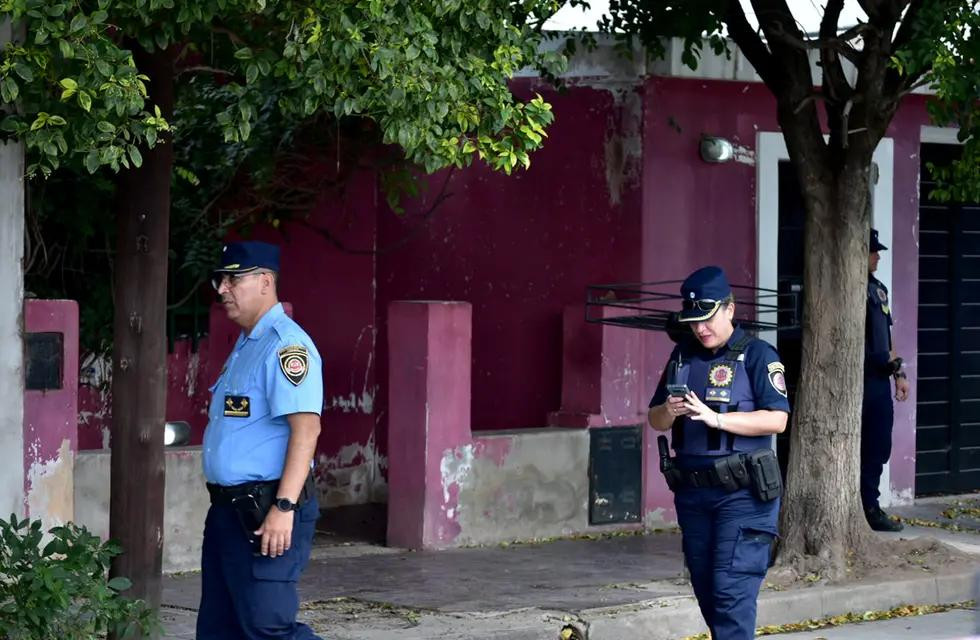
[70,74,938,517]
[375,80,644,435]
[639,77,933,509]
[78,171,380,496]
[23,300,79,513]
[883,94,929,499]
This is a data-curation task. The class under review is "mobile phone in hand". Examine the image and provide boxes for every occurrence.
[667,384,691,398]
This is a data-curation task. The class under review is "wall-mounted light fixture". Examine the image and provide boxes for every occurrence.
[164,421,191,447]
[699,135,734,163]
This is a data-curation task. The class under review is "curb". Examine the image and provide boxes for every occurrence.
[581,570,978,640]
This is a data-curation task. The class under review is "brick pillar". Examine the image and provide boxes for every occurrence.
[23,299,79,526]
[386,301,472,548]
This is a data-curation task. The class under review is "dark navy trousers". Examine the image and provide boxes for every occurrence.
[861,377,894,512]
[675,485,779,640]
[196,497,322,640]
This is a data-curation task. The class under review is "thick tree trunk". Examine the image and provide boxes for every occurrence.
[778,155,879,577]
[108,45,174,619]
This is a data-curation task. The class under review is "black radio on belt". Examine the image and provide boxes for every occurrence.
[745,449,782,502]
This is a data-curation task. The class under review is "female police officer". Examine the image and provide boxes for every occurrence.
[648,266,790,640]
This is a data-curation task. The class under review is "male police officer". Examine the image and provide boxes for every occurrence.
[863,229,910,532]
[197,241,325,640]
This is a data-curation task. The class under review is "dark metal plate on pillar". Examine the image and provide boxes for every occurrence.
[589,425,642,524]
[25,332,64,390]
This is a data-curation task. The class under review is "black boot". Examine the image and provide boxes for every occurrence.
[866,506,904,532]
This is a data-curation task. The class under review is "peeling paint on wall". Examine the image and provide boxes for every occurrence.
[26,439,74,526]
[439,430,590,546]
[316,432,388,507]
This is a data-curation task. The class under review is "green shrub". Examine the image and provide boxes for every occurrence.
[0,514,158,639]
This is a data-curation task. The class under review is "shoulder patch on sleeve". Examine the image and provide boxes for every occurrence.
[278,345,309,386]
[768,362,788,397]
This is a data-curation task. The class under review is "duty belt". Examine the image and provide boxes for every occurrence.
[206,474,315,506]
[677,466,739,489]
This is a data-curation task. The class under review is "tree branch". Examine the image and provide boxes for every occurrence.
[820,0,854,152]
[768,21,862,65]
[176,65,235,78]
[750,0,817,89]
[723,0,779,88]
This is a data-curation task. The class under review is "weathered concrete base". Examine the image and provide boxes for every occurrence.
[75,446,208,573]
[448,428,591,546]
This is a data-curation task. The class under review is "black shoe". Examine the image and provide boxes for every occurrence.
[866,506,904,532]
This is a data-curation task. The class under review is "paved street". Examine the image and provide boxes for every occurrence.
[161,496,980,640]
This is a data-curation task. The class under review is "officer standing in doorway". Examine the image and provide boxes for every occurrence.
[197,241,325,640]
[862,229,909,532]
[648,266,789,640]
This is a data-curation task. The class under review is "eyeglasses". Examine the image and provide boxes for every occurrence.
[211,270,271,291]
[682,299,722,312]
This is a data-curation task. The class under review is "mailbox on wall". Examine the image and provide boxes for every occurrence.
[25,332,64,391]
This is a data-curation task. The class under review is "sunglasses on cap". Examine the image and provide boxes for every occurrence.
[682,298,723,312]
[211,270,272,291]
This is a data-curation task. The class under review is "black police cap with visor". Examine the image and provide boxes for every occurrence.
[869,228,888,252]
[211,241,280,291]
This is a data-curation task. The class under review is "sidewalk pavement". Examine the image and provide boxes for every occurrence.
[161,496,980,640]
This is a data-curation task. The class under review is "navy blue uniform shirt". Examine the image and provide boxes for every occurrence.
[865,275,893,379]
[649,328,790,413]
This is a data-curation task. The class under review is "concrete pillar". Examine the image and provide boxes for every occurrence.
[0,18,25,518]
[548,304,644,427]
[386,301,472,549]
[23,300,79,526]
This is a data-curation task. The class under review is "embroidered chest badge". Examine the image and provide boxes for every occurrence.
[278,345,309,386]
[876,287,888,304]
[224,395,250,417]
[709,364,734,387]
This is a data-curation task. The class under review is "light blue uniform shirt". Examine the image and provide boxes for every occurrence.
[203,303,323,486]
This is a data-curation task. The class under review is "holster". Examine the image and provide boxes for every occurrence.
[657,435,683,491]
[745,448,782,502]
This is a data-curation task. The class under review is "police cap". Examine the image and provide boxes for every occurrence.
[677,265,732,323]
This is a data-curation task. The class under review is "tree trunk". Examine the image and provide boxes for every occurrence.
[778,154,879,578]
[108,45,174,620]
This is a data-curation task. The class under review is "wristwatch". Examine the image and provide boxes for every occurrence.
[274,497,299,512]
[894,371,908,380]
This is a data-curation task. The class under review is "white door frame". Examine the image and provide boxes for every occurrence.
[755,131,895,502]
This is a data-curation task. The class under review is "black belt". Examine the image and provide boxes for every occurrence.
[206,474,315,506]
[678,466,729,489]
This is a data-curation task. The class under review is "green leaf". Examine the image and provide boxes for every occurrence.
[84,150,100,173]
[78,91,92,112]
[107,576,132,591]
[127,145,143,168]
[14,63,33,83]
[97,121,116,133]
[69,14,88,33]
[58,39,74,59]
[59,78,78,91]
